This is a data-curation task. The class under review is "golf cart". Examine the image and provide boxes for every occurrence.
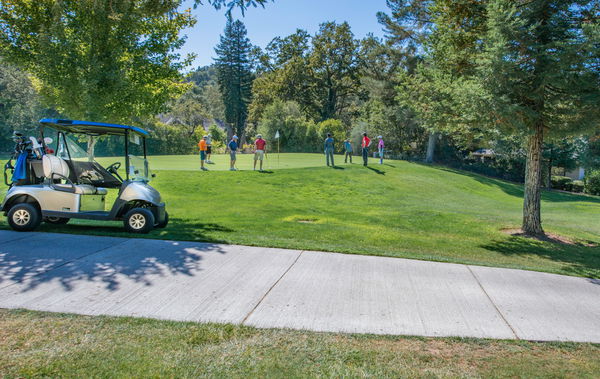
[2,119,168,233]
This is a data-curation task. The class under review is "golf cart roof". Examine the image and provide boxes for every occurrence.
[39,119,149,137]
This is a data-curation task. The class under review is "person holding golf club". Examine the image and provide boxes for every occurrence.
[324,133,335,167]
[344,138,353,163]
[227,135,239,171]
[361,132,371,166]
[253,134,267,171]
[198,135,209,171]
[205,133,213,164]
[378,135,385,164]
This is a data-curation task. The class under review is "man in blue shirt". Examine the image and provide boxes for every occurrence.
[324,133,335,167]
[227,135,239,171]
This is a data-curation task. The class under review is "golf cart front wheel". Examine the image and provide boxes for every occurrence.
[7,203,42,232]
[123,208,155,234]
[44,216,70,225]
[156,211,169,229]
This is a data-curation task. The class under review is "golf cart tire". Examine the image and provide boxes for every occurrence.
[156,211,169,229]
[7,203,42,232]
[123,207,155,234]
[44,216,70,225]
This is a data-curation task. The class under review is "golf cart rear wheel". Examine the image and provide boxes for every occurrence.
[156,211,169,229]
[44,216,70,225]
[123,208,155,234]
[7,203,42,232]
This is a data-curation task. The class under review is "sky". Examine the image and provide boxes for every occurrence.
[179,0,389,69]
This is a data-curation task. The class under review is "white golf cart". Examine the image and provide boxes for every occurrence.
[2,119,168,233]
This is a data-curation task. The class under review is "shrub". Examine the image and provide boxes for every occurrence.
[551,176,572,191]
[584,170,600,196]
[571,180,584,193]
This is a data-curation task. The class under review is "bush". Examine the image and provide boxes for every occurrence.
[571,180,584,193]
[584,170,600,196]
[551,176,572,191]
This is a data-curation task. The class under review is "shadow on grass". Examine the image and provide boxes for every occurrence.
[258,170,274,174]
[480,236,600,278]
[331,166,345,170]
[366,166,385,175]
[0,219,234,292]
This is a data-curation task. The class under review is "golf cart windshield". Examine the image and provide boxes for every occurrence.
[40,119,152,184]
[52,132,123,188]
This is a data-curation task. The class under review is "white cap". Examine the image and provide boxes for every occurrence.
[232,135,238,139]
[377,135,383,139]
[256,134,262,138]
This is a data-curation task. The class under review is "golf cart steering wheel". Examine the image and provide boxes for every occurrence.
[107,162,121,174]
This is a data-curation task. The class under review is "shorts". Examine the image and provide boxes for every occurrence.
[207,145,212,154]
[200,150,206,160]
[254,150,264,161]
[230,151,237,160]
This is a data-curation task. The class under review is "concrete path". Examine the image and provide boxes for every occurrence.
[0,230,598,343]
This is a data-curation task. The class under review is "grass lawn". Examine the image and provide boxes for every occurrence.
[1,153,600,278]
[1,309,599,378]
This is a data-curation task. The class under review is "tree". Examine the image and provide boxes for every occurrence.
[472,0,600,235]
[398,0,600,235]
[309,22,360,121]
[0,60,48,151]
[0,0,197,123]
[214,18,254,138]
[257,100,316,152]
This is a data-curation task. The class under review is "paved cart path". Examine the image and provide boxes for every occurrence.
[0,230,598,343]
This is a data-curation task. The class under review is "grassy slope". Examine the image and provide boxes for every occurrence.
[2,153,599,277]
[1,309,599,378]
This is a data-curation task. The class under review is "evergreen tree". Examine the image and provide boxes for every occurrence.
[473,0,599,235]
[214,18,254,138]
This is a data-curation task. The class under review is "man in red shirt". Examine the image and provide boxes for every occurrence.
[254,134,267,171]
[361,132,371,166]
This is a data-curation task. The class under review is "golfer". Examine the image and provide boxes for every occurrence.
[206,133,213,164]
[324,133,335,167]
[253,134,267,171]
[344,139,353,163]
[228,135,239,171]
[361,132,371,166]
[378,136,385,164]
[198,135,208,171]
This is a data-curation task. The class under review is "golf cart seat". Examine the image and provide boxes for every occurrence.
[42,155,107,195]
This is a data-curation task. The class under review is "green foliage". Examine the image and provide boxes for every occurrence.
[551,176,573,191]
[143,121,203,156]
[257,100,316,152]
[571,180,584,193]
[215,19,254,137]
[317,119,346,152]
[249,23,360,124]
[0,60,48,152]
[584,171,600,196]
[207,124,226,149]
[0,0,196,123]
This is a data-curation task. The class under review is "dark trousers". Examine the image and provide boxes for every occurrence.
[325,148,334,166]
[344,151,352,163]
[362,147,369,166]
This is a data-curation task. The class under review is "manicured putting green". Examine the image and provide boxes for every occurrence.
[95,152,363,171]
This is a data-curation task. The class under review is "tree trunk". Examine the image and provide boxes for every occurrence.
[522,124,544,235]
[425,132,437,163]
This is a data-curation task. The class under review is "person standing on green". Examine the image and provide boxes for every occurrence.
[361,132,371,166]
[324,133,335,167]
[344,139,353,163]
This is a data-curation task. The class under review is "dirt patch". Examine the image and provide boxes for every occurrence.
[501,228,597,247]
[297,219,317,224]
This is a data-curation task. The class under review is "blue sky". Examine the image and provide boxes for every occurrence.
[179,0,389,69]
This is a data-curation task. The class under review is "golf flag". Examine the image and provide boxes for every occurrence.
[275,130,280,139]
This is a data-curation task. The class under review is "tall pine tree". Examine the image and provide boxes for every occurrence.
[214,18,253,138]
[475,0,599,235]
